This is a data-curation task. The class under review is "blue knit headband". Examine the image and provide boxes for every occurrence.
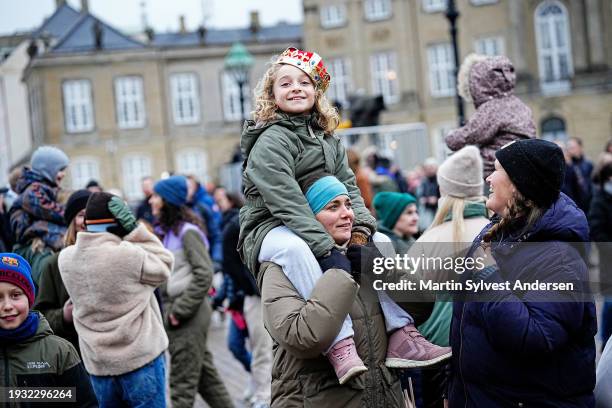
[305,176,349,215]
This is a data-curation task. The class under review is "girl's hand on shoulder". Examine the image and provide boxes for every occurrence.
[168,313,180,327]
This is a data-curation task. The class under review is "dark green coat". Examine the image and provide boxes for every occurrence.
[238,113,376,277]
[0,314,97,407]
[33,252,80,354]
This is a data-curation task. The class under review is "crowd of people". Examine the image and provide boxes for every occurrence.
[0,45,611,408]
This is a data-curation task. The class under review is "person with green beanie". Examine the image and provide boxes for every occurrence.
[373,192,419,254]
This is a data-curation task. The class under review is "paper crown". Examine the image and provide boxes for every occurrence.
[275,47,331,92]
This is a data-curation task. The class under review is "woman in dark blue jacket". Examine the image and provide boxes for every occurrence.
[449,139,596,408]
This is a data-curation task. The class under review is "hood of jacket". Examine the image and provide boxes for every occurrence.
[241,112,320,159]
[457,53,516,108]
[14,167,54,194]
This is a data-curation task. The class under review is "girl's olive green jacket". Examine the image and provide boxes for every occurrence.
[238,113,376,277]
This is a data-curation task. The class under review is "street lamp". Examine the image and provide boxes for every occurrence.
[224,42,254,122]
[445,0,465,127]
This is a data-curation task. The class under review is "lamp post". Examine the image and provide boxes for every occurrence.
[224,42,254,122]
[445,0,465,126]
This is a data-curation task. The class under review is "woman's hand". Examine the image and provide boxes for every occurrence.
[317,248,351,275]
[346,244,383,283]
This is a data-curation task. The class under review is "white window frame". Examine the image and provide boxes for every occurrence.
[62,79,94,133]
[422,0,446,13]
[326,57,352,107]
[71,157,100,190]
[170,73,201,125]
[534,1,573,94]
[474,36,505,56]
[222,72,250,122]
[370,52,399,105]
[427,43,455,98]
[114,76,146,129]
[175,149,209,184]
[364,0,392,21]
[470,0,498,5]
[320,4,347,28]
[122,155,151,201]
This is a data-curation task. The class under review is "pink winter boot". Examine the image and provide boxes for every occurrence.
[326,337,368,384]
[385,324,452,368]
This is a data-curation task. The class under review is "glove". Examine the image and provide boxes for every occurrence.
[108,196,138,233]
[317,248,351,274]
[346,244,384,280]
[349,226,372,246]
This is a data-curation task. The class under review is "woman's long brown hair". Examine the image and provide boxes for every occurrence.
[158,201,207,237]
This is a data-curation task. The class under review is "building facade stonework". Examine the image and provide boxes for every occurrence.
[24,3,301,200]
[303,0,612,161]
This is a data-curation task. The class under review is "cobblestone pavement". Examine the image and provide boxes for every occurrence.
[194,312,250,408]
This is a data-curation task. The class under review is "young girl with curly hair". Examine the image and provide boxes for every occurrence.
[238,47,449,386]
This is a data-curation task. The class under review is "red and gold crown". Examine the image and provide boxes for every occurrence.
[276,47,331,92]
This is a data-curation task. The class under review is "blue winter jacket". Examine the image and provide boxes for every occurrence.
[449,193,596,408]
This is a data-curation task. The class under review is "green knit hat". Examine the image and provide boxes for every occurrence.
[373,192,417,230]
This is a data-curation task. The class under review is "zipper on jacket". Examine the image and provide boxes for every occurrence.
[356,294,377,407]
[307,124,316,139]
[459,303,468,408]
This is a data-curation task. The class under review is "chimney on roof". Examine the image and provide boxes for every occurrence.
[80,0,89,13]
[250,11,260,35]
[179,15,187,34]
[197,25,206,44]
[93,20,103,50]
[55,0,66,8]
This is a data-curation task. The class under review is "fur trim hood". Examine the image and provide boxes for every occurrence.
[457,53,516,107]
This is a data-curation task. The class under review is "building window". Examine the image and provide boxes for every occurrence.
[321,4,347,28]
[370,52,399,105]
[170,73,200,125]
[176,149,208,183]
[364,0,392,21]
[474,36,505,56]
[422,0,446,13]
[115,76,146,129]
[327,58,352,107]
[433,123,454,161]
[122,155,151,200]
[71,157,100,190]
[535,1,573,89]
[541,116,567,142]
[222,72,250,122]
[470,0,498,5]
[427,43,455,97]
[28,83,44,145]
[62,79,94,133]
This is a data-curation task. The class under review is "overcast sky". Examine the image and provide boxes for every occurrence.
[0,0,303,35]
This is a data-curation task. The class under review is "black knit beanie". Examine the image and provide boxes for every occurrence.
[85,192,128,237]
[64,189,92,225]
[495,139,565,208]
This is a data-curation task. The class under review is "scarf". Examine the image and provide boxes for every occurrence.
[0,311,39,345]
[443,201,488,223]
